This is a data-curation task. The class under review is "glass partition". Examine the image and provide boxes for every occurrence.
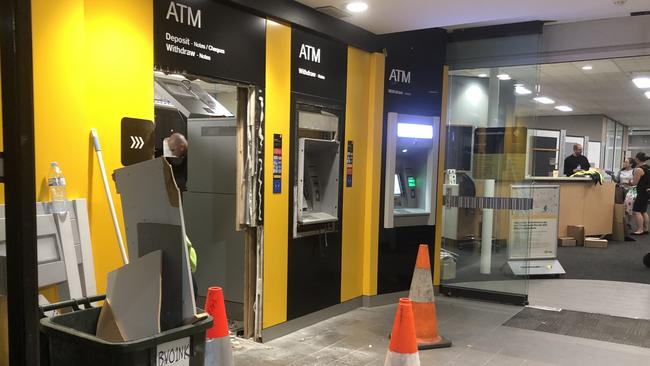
[441,65,542,304]
[604,118,616,171]
[613,123,623,169]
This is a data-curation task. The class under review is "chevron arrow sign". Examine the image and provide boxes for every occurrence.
[129,136,144,149]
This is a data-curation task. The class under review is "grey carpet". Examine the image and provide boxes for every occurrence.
[504,307,650,348]
[442,230,650,285]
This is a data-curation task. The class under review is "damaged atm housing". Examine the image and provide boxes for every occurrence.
[294,105,342,238]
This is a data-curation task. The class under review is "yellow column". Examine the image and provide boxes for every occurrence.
[362,53,385,296]
[341,47,371,302]
[263,21,291,329]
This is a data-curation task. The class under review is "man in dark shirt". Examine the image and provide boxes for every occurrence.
[564,144,590,176]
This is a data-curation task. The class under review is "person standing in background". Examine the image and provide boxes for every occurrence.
[631,152,650,235]
[606,157,636,186]
[564,144,590,177]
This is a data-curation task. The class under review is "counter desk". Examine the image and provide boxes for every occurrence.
[529,177,615,238]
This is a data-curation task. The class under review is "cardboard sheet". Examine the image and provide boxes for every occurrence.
[114,157,196,323]
[138,222,184,331]
[96,302,125,342]
[106,250,162,341]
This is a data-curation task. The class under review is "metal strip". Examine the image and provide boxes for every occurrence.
[443,196,533,210]
[1,0,39,363]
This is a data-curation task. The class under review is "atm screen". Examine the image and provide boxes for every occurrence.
[394,174,403,196]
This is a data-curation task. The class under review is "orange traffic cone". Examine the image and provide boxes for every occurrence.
[384,298,420,366]
[409,244,451,350]
[204,287,234,366]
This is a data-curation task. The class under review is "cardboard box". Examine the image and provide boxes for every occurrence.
[567,225,585,246]
[585,237,608,248]
[558,237,576,247]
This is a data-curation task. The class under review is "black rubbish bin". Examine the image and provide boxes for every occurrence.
[40,300,212,366]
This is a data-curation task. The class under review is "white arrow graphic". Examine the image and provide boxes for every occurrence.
[129,136,144,149]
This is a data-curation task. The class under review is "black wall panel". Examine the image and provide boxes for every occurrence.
[154,0,266,85]
[377,28,447,294]
[286,28,348,320]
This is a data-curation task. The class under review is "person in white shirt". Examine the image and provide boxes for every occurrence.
[606,157,636,186]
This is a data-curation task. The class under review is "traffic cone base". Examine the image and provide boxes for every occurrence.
[204,337,234,365]
[384,351,421,366]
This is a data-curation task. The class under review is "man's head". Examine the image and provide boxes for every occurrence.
[168,132,188,158]
[573,144,583,156]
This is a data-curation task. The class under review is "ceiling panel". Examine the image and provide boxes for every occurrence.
[451,55,650,127]
[297,0,650,34]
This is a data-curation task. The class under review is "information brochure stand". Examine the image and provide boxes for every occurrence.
[507,185,565,276]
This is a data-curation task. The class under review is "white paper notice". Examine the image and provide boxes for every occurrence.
[156,337,191,366]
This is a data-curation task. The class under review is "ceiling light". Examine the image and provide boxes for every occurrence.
[555,105,573,112]
[478,73,488,78]
[465,85,484,106]
[497,74,511,80]
[645,91,650,99]
[402,149,408,153]
[533,96,555,104]
[346,2,368,13]
[515,85,532,95]
[581,65,593,70]
[632,77,650,89]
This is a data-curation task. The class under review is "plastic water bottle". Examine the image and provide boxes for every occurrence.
[48,162,68,213]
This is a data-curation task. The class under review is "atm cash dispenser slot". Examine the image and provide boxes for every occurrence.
[293,107,341,238]
[384,112,440,228]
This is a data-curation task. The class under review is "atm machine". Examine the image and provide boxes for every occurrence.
[384,113,440,228]
[293,104,341,238]
[153,74,247,319]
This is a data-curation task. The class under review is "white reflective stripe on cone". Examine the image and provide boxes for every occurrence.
[384,351,420,366]
[204,336,234,366]
[408,268,435,303]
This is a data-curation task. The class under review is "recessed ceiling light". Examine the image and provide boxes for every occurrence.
[581,65,593,70]
[533,96,555,104]
[346,2,368,13]
[478,73,488,78]
[632,77,650,89]
[497,74,511,80]
[515,85,532,95]
[555,105,573,112]
[645,91,650,99]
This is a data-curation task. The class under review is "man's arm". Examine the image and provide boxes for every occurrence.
[583,157,590,171]
[564,157,573,176]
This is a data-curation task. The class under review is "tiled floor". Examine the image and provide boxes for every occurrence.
[440,279,650,319]
[233,296,650,365]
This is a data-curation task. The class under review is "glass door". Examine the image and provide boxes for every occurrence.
[440,64,543,305]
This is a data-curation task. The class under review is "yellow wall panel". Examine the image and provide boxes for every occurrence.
[341,47,371,302]
[362,53,385,296]
[263,21,291,329]
[83,0,153,294]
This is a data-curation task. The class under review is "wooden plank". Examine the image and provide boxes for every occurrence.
[137,223,184,331]
[243,228,256,338]
[106,250,162,341]
[236,87,247,231]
